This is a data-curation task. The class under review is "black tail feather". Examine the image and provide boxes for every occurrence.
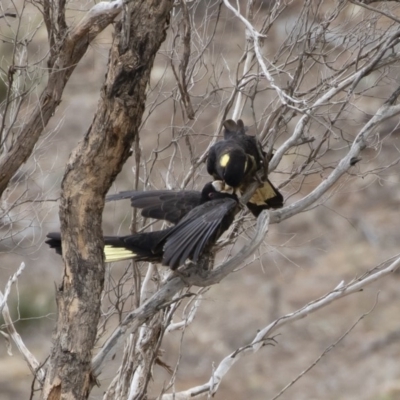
[45,232,63,255]
[45,231,168,263]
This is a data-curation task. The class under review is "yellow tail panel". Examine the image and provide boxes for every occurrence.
[104,245,136,263]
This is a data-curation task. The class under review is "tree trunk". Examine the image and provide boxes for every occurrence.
[42,2,174,399]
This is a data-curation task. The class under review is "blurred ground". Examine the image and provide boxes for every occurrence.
[1,1,400,399]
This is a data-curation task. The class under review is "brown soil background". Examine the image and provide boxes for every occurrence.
[1,1,400,399]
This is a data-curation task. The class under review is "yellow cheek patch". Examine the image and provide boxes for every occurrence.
[104,245,136,262]
[220,154,230,167]
[244,160,248,172]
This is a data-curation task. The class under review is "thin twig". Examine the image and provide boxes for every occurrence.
[271,295,380,400]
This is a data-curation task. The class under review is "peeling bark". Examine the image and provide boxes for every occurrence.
[42,1,174,399]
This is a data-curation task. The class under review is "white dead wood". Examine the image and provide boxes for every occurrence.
[165,294,203,334]
[270,298,379,400]
[159,256,400,399]
[128,363,145,400]
[231,2,255,121]
[140,263,156,304]
[270,99,400,223]
[269,27,400,172]
[0,0,123,197]
[231,47,253,121]
[126,329,149,399]
[72,0,123,40]
[0,262,25,313]
[223,0,304,107]
[0,263,45,383]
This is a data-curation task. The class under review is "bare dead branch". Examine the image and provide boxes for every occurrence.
[0,262,25,313]
[270,91,400,223]
[0,263,45,383]
[0,0,123,198]
[271,297,379,400]
[159,257,399,399]
[173,0,195,120]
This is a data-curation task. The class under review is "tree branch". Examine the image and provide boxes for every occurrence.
[0,263,45,383]
[0,0,123,198]
[0,262,25,313]
[159,256,400,399]
[270,94,400,223]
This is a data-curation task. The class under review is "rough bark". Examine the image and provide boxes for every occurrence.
[42,1,174,399]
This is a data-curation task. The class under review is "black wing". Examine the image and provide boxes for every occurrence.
[236,134,263,168]
[161,197,238,269]
[106,190,202,225]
